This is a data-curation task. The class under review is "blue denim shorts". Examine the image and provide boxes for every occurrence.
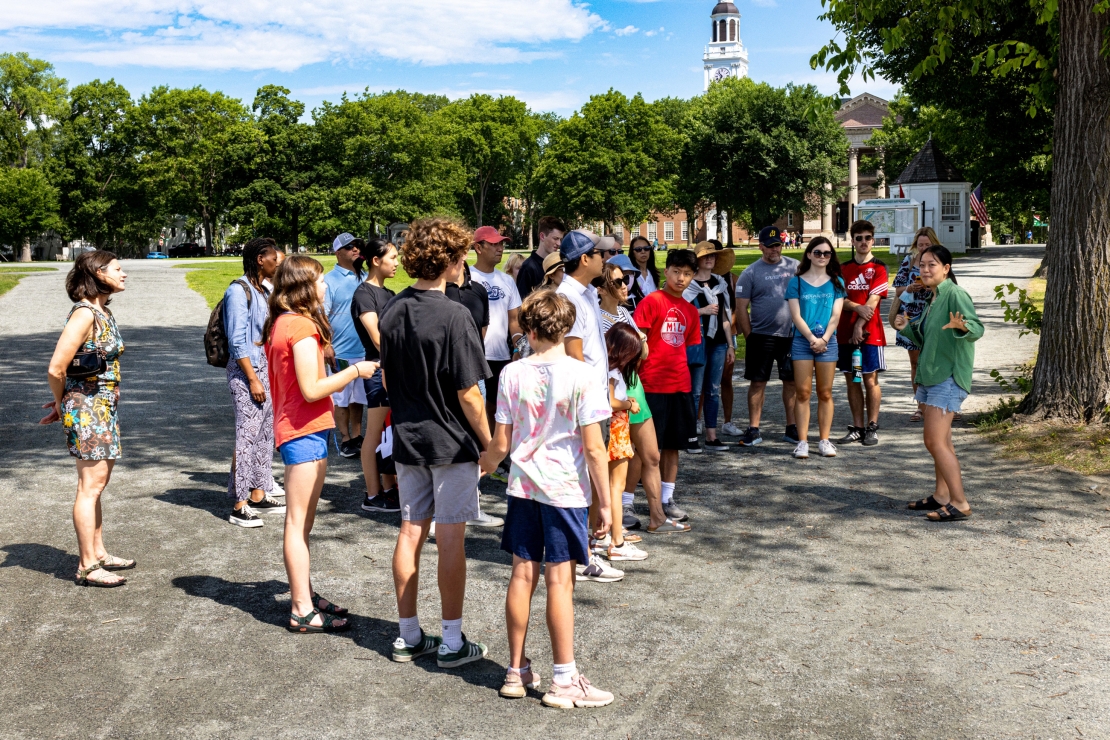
[363,368,389,409]
[501,496,590,565]
[790,333,839,363]
[915,376,969,414]
[278,430,331,465]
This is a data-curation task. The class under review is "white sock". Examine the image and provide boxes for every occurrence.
[553,661,577,686]
[661,482,675,504]
[622,492,634,506]
[399,616,422,647]
[442,618,463,651]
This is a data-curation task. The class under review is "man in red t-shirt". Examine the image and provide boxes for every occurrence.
[633,249,701,530]
[836,219,889,446]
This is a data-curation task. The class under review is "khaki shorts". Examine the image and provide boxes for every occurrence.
[396,462,481,525]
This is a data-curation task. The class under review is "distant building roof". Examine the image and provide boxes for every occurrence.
[711,2,739,15]
[835,93,891,129]
[894,138,967,184]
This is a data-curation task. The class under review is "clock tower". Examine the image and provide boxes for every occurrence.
[703,1,748,91]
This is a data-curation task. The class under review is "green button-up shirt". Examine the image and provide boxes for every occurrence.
[897,278,984,393]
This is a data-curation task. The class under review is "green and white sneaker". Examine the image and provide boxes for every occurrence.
[437,634,489,668]
[391,629,441,662]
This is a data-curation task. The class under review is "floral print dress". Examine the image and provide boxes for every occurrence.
[62,302,125,460]
[892,255,934,351]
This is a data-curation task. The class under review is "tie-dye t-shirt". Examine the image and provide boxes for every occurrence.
[495,356,612,508]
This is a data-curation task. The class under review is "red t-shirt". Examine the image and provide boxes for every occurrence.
[633,290,702,394]
[837,257,889,346]
[266,313,335,447]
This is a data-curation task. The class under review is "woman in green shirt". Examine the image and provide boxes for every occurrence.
[893,245,984,522]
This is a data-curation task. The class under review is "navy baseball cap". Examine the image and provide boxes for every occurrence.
[560,229,609,261]
[758,226,783,247]
[332,232,356,252]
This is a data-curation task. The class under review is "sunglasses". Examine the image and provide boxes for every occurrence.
[853,235,874,242]
[811,250,833,258]
[631,246,652,253]
[599,248,620,257]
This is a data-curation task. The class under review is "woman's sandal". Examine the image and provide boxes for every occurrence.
[926,503,971,522]
[76,563,126,588]
[312,592,348,616]
[99,554,136,571]
[647,518,692,534]
[907,495,943,511]
[909,410,924,423]
[287,608,350,633]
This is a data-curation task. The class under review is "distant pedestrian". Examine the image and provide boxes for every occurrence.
[516,216,567,299]
[223,237,287,528]
[324,233,368,458]
[895,246,983,522]
[503,252,525,281]
[263,255,378,632]
[628,235,660,311]
[888,227,940,422]
[43,250,133,587]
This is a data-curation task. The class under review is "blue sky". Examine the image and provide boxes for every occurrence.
[1,0,899,116]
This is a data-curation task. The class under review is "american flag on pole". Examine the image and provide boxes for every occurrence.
[970,183,989,223]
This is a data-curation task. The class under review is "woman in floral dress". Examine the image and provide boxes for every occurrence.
[42,250,133,587]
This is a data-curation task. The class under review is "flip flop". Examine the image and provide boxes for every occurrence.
[907,495,943,511]
[647,518,691,534]
[926,503,971,522]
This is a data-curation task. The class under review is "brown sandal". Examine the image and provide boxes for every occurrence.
[76,563,126,588]
[99,554,135,571]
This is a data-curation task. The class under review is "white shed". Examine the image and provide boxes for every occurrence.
[891,139,971,253]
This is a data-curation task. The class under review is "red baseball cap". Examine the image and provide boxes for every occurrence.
[473,225,509,244]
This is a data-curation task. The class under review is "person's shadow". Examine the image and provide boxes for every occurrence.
[0,543,76,580]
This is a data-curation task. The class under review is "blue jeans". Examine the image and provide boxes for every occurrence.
[689,342,728,430]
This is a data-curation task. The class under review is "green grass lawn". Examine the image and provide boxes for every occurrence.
[0,266,59,297]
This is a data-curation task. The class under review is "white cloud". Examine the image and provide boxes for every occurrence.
[644,26,664,37]
[614,25,639,36]
[0,0,606,70]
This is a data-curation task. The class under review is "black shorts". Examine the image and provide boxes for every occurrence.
[485,360,510,398]
[363,368,389,409]
[644,392,696,451]
[744,333,794,382]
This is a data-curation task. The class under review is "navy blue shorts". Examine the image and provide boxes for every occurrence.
[837,343,887,374]
[363,368,389,409]
[500,497,590,565]
[279,430,330,466]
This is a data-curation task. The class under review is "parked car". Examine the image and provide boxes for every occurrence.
[147,251,169,259]
[169,243,205,258]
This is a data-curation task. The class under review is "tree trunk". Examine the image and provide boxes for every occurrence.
[291,208,300,254]
[203,214,214,257]
[1022,0,1110,421]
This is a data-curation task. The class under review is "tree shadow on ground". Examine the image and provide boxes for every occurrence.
[0,543,76,580]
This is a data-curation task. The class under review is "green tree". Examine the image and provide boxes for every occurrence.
[0,166,61,250]
[516,112,559,247]
[536,89,681,231]
[813,0,1110,421]
[132,86,263,252]
[657,96,712,245]
[0,53,68,168]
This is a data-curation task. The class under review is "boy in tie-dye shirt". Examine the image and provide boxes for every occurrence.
[483,289,615,709]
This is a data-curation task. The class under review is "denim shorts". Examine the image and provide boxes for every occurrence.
[915,376,969,414]
[363,368,389,409]
[501,496,590,565]
[279,430,331,465]
[790,333,839,363]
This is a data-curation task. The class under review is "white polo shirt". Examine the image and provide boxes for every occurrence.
[557,274,611,418]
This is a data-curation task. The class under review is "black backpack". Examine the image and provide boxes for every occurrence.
[204,279,252,368]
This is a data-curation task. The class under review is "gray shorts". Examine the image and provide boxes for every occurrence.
[395,462,481,525]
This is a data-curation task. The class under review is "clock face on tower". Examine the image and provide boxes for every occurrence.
[714,67,731,81]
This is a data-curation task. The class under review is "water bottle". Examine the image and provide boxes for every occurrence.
[852,347,863,383]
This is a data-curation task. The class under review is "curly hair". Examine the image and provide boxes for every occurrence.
[518,288,576,344]
[260,255,332,347]
[66,250,119,304]
[400,218,472,281]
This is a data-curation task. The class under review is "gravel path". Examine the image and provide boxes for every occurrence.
[3,250,1108,740]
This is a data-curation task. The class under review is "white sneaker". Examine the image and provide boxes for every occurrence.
[575,555,624,582]
[607,541,648,561]
[428,521,436,539]
[817,439,837,457]
[721,421,744,437]
[590,534,611,555]
[792,441,810,459]
[270,481,285,497]
[467,510,504,528]
[696,420,705,435]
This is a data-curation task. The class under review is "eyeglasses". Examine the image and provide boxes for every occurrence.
[600,248,620,257]
[853,235,874,242]
[811,250,833,258]
[631,246,652,253]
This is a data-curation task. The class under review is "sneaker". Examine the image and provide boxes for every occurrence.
[817,439,837,457]
[467,510,504,528]
[270,481,285,498]
[862,421,879,446]
[704,438,729,452]
[685,439,703,455]
[391,629,441,662]
[229,505,263,528]
[428,521,436,539]
[662,500,688,522]
[575,555,624,582]
[721,421,744,437]
[349,435,364,453]
[836,426,864,445]
[542,673,615,709]
[792,441,810,459]
[607,541,648,561]
[622,504,641,531]
[500,664,542,699]
[361,489,400,512]
[437,634,489,668]
[738,427,763,447]
[783,424,800,444]
[696,419,705,435]
[338,439,359,459]
[590,534,611,556]
[250,495,286,513]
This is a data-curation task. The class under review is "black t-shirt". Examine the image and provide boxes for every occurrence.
[350,282,395,361]
[379,288,491,466]
[515,251,545,299]
[445,277,490,333]
[692,274,734,345]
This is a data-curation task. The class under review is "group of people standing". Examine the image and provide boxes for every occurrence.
[40,213,984,708]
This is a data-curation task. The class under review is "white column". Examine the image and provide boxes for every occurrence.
[847,148,859,222]
[821,183,834,236]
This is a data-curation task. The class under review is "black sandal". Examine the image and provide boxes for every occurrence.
[287,608,349,633]
[312,592,347,616]
[926,503,971,522]
[908,495,943,511]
